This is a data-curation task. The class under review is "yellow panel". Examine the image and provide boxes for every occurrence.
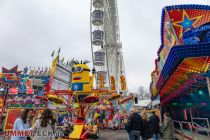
[182,57,209,72]
[69,124,84,139]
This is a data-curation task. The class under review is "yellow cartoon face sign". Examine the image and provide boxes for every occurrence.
[71,60,95,92]
[71,63,91,83]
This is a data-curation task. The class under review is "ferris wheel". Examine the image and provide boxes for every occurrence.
[90,0,126,94]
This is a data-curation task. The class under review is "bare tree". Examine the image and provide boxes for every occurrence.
[145,89,151,99]
[137,86,144,99]
[137,86,151,99]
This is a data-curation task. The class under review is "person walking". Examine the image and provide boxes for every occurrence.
[11,109,33,140]
[0,115,5,132]
[141,111,153,140]
[126,108,143,140]
[33,109,57,140]
[149,111,160,140]
[162,112,174,140]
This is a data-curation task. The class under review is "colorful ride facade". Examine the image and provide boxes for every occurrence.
[0,51,131,139]
[150,4,210,126]
[0,65,50,111]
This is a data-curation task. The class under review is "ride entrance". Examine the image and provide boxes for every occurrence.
[150,4,210,140]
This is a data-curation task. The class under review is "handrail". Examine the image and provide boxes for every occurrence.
[181,121,194,140]
[173,120,184,140]
[192,117,210,130]
[173,119,210,139]
[192,118,210,137]
[192,122,198,134]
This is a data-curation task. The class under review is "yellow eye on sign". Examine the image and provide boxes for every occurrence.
[71,66,90,73]
[77,67,83,73]
[71,67,76,73]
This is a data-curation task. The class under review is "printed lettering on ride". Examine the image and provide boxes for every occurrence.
[36,130,64,137]
[4,130,64,137]
[4,130,33,137]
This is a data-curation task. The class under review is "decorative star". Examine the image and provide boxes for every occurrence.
[179,16,196,31]
[173,10,202,38]
[2,65,22,76]
[0,66,21,88]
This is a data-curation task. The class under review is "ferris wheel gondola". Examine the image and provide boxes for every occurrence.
[90,0,127,94]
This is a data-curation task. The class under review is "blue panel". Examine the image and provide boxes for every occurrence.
[72,83,83,91]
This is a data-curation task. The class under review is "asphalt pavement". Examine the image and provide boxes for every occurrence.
[0,130,129,140]
[98,130,129,140]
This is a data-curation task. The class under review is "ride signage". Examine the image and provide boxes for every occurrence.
[99,74,104,89]
[0,98,3,107]
[120,75,126,91]
[0,74,20,87]
[4,109,22,130]
[110,76,116,90]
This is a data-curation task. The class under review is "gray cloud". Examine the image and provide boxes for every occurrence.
[0,0,209,92]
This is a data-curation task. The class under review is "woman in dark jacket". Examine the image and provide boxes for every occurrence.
[149,111,160,140]
[141,111,153,140]
[162,113,174,140]
[127,108,143,140]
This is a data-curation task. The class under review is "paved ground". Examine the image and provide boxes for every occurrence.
[98,130,129,140]
[0,130,129,140]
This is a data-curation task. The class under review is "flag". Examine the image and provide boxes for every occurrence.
[69,58,74,66]
[61,57,64,63]
[35,70,39,76]
[38,72,42,76]
[29,70,34,76]
[51,50,55,57]
[58,47,61,54]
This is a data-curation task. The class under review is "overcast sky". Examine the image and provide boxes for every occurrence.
[0,0,209,92]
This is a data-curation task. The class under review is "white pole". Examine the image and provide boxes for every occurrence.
[206,77,210,98]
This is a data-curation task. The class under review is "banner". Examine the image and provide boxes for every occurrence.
[56,109,69,127]
[120,75,126,91]
[48,56,59,91]
[4,109,22,130]
[110,76,115,90]
[99,74,104,89]
[0,97,3,107]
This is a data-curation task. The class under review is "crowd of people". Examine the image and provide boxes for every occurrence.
[126,108,174,140]
[2,107,175,140]
[10,107,129,140]
[10,108,73,140]
[89,109,129,131]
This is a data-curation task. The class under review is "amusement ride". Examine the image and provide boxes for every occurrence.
[1,1,210,140]
[0,0,131,139]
